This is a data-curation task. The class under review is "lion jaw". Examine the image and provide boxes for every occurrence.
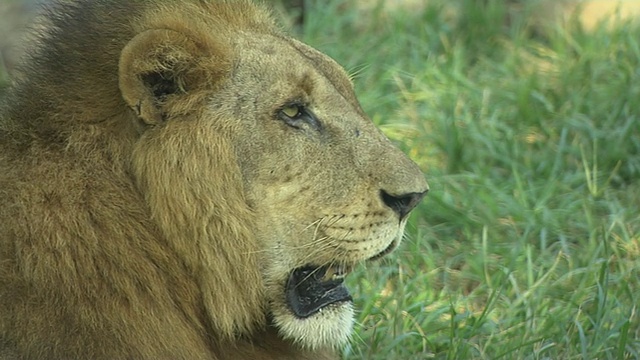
[271,298,355,350]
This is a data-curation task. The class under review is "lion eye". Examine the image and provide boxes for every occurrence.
[277,103,320,130]
[281,105,302,119]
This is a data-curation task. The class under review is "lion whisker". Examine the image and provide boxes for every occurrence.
[302,218,323,232]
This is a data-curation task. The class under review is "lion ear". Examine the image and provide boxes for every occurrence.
[119,29,227,125]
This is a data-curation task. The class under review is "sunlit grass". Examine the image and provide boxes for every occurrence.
[301,0,640,359]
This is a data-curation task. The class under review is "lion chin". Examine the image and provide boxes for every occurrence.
[0,0,428,359]
[273,300,355,350]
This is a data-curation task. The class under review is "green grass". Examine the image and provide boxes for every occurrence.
[299,1,640,359]
[1,1,638,359]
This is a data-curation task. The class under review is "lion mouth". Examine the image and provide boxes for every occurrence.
[285,265,353,318]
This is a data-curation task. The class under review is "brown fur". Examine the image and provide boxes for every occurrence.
[0,0,428,359]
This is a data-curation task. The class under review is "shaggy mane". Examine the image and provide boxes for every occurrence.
[0,1,334,359]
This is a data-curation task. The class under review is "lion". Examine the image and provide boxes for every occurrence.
[0,0,428,359]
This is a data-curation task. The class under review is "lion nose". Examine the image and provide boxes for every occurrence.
[380,189,428,219]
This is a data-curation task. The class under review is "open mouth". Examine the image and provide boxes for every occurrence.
[285,265,353,318]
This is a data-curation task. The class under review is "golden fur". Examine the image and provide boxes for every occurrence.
[0,0,428,359]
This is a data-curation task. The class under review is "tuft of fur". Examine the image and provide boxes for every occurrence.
[0,0,428,359]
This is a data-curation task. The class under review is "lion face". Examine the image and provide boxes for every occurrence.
[119,3,427,351]
[227,35,429,348]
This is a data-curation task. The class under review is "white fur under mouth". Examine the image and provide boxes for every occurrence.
[272,300,355,350]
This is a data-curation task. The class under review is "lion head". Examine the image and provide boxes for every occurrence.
[0,0,427,357]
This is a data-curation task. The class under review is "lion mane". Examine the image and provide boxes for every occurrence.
[0,1,428,359]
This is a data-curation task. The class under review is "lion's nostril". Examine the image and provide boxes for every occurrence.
[380,189,428,219]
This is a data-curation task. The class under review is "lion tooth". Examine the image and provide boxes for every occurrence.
[321,267,334,282]
[319,265,353,282]
[321,266,345,281]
